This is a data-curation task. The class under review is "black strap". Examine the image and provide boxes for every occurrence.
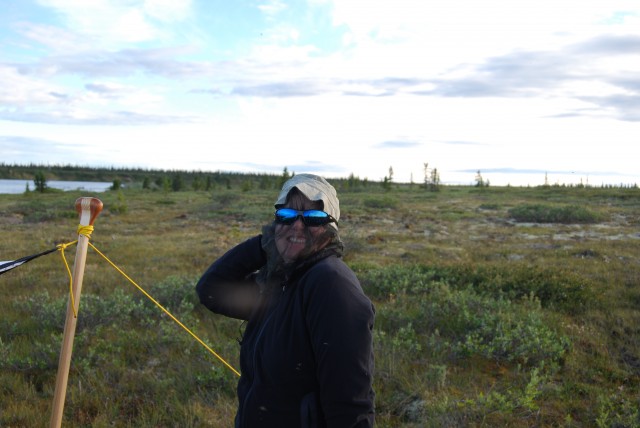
[0,247,58,276]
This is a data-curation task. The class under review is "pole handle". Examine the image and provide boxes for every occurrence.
[75,197,103,227]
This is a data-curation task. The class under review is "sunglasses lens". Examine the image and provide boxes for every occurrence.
[303,210,330,226]
[275,208,298,224]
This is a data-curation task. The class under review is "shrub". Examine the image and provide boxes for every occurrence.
[450,295,571,367]
[508,204,603,224]
[14,288,153,331]
[363,196,398,209]
[110,190,128,214]
[213,191,240,206]
[110,178,122,191]
[376,284,570,368]
[418,285,570,368]
[10,199,75,222]
[368,265,571,370]
[358,264,439,299]
[34,171,47,193]
[358,263,594,314]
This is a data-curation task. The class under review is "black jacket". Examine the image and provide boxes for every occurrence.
[196,235,375,427]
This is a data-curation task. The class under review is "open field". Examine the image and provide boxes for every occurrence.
[1,182,639,427]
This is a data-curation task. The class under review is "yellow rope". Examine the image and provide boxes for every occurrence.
[87,242,241,377]
[55,222,241,377]
[56,225,94,318]
[57,240,78,318]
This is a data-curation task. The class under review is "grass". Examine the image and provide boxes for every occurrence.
[1,183,639,427]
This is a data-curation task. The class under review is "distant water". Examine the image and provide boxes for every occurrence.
[0,179,112,194]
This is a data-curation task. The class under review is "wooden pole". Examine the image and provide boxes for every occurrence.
[50,197,103,428]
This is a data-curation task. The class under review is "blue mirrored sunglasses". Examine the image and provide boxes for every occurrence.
[274,208,336,227]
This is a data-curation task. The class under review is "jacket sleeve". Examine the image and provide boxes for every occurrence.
[303,259,376,427]
[195,235,266,320]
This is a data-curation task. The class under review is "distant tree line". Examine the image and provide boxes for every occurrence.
[4,163,636,193]
[1,164,302,193]
[4,164,380,194]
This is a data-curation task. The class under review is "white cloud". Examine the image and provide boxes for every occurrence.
[14,22,92,53]
[143,0,192,22]
[36,0,193,45]
[329,0,640,79]
[0,64,65,105]
[258,0,288,18]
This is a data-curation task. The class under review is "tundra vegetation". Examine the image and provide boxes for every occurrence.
[0,165,639,427]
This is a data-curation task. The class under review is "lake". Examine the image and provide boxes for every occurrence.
[0,179,113,194]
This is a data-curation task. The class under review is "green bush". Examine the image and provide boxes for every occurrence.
[12,276,199,332]
[456,368,546,420]
[367,265,571,370]
[358,263,594,314]
[422,286,569,368]
[110,178,122,191]
[14,288,153,331]
[449,294,570,367]
[363,196,398,209]
[358,264,439,299]
[10,198,75,222]
[508,204,603,224]
[33,171,47,193]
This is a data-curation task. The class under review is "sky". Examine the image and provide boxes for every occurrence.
[1,0,639,186]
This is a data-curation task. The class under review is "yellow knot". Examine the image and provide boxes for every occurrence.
[57,241,74,251]
[77,225,94,239]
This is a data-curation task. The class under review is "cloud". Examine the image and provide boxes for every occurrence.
[0,60,194,125]
[443,140,488,146]
[143,0,192,22]
[610,75,640,92]
[1,135,58,150]
[15,26,635,111]
[570,34,640,55]
[0,135,82,163]
[375,140,421,149]
[0,109,199,126]
[225,77,427,98]
[458,167,626,177]
[190,160,343,177]
[36,0,194,46]
[0,64,69,105]
[417,49,568,99]
[258,0,288,17]
[282,161,345,176]
[14,21,92,52]
[230,81,327,97]
[543,108,601,119]
[29,47,214,78]
[404,34,640,122]
[578,94,640,121]
[599,10,639,25]
[194,34,638,102]
[85,82,126,95]
[340,77,427,97]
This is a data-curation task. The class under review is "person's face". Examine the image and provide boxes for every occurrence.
[275,193,331,263]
